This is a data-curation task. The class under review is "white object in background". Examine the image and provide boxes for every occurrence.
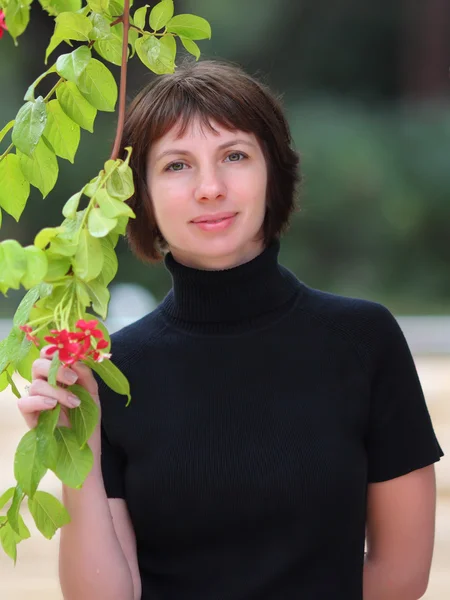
[104,283,158,334]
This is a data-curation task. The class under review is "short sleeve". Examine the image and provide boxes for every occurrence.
[101,421,127,499]
[365,306,444,483]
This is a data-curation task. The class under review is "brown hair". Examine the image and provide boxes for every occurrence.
[120,58,301,262]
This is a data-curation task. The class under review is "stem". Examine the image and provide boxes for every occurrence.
[110,0,130,161]
[0,143,14,164]
[44,78,63,102]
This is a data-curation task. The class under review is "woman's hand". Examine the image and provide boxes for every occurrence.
[17,346,102,449]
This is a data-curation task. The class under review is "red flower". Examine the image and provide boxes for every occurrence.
[44,329,84,365]
[0,10,7,39]
[42,319,111,366]
[19,325,39,347]
[75,318,103,339]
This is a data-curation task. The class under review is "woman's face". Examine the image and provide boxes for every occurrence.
[146,116,268,270]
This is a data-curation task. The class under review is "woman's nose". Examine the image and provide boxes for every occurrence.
[194,167,227,202]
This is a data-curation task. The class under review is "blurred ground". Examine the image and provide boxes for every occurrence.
[0,356,448,600]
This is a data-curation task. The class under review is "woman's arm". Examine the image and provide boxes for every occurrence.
[59,467,141,600]
[363,464,437,600]
[56,361,141,600]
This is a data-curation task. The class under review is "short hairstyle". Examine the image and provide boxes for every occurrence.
[120,59,301,262]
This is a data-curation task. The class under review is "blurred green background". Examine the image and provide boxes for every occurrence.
[1,0,450,317]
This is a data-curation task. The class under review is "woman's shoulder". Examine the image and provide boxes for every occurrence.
[297,282,404,365]
[101,307,167,374]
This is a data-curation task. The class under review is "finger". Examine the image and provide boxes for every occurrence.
[32,357,79,386]
[29,379,81,409]
[17,394,58,415]
[69,361,99,399]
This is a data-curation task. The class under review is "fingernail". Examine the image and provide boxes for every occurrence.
[64,370,78,384]
[68,395,81,408]
[44,398,57,406]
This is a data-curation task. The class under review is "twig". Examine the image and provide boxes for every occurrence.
[110,1,130,161]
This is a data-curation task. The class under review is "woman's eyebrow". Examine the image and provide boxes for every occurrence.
[155,139,256,162]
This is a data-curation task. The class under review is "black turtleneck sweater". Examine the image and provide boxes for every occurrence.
[98,240,443,600]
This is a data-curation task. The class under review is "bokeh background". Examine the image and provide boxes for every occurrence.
[1,0,449,598]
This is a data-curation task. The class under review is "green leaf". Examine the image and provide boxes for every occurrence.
[57,81,97,133]
[75,280,90,308]
[28,491,70,540]
[62,189,83,218]
[0,240,27,290]
[45,254,71,281]
[6,369,21,398]
[21,246,48,289]
[49,238,78,258]
[180,35,200,60]
[48,352,61,386]
[59,210,84,240]
[4,0,31,43]
[106,165,134,200]
[99,235,118,285]
[149,0,173,31]
[18,137,59,198]
[111,214,128,236]
[52,427,94,488]
[133,4,148,30]
[43,100,80,163]
[0,488,15,511]
[72,229,104,281]
[0,154,30,222]
[87,0,110,12]
[0,371,9,392]
[14,429,48,498]
[24,65,57,103]
[56,46,92,84]
[166,14,211,40]
[88,12,110,41]
[39,0,82,17]
[16,343,40,381]
[3,326,31,365]
[55,11,92,42]
[45,33,64,64]
[88,207,117,238]
[39,430,58,471]
[34,226,64,250]
[135,33,175,75]
[98,191,135,219]
[0,512,30,562]
[78,59,118,112]
[13,286,40,327]
[85,277,110,319]
[83,174,102,198]
[94,34,123,67]
[67,383,99,447]
[6,486,24,535]
[0,518,17,562]
[12,98,47,157]
[0,120,15,145]
[87,357,130,404]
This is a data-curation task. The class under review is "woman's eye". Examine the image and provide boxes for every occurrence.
[226,151,246,162]
[166,161,186,172]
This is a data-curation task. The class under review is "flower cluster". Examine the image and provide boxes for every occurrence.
[0,10,7,39]
[20,319,111,365]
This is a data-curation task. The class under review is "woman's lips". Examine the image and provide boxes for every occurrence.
[191,213,237,232]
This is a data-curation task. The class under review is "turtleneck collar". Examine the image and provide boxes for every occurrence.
[160,240,300,329]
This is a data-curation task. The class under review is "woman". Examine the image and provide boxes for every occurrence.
[20,60,443,600]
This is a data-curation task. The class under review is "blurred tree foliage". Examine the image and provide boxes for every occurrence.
[1,0,449,316]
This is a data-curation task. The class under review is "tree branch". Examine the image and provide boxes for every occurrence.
[110,1,130,161]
